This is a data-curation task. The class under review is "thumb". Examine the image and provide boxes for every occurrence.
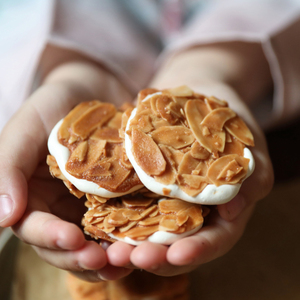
[0,100,48,227]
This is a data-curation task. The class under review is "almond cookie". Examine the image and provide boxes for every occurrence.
[48,101,143,198]
[82,188,209,246]
[125,86,255,205]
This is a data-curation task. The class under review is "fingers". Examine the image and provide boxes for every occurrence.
[33,240,107,272]
[106,241,136,268]
[12,210,86,250]
[121,206,254,277]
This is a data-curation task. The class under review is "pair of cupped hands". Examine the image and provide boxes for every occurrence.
[0,49,273,282]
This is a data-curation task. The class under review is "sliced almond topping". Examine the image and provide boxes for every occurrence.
[167,85,194,97]
[119,108,133,139]
[126,225,159,239]
[107,210,128,226]
[178,152,201,175]
[179,174,207,189]
[158,199,194,214]
[72,103,117,140]
[190,141,210,160]
[162,188,171,196]
[207,154,249,186]
[122,210,141,221]
[176,210,189,226]
[69,141,88,162]
[205,96,228,110]
[138,88,159,103]
[151,126,194,149]
[225,116,255,147]
[139,215,163,226]
[184,206,204,229]
[159,215,179,232]
[185,100,225,153]
[120,148,133,169]
[58,101,100,143]
[131,128,166,176]
[118,221,138,233]
[103,217,116,233]
[156,95,179,125]
[90,127,122,143]
[107,111,123,129]
[122,197,153,208]
[136,114,154,133]
[140,205,158,218]
[87,162,111,177]
[151,118,171,129]
[201,108,236,131]
[223,137,244,156]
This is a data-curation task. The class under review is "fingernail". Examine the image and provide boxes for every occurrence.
[0,195,14,224]
[224,195,246,221]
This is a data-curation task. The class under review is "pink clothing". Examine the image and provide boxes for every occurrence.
[0,0,300,131]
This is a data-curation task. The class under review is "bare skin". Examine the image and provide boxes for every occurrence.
[0,42,273,280]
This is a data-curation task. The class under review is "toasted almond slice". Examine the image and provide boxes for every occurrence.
[151,126,194,149]
[178,152,201,175]
[205,96,228,110]
[179,174,207,189]
[87,162,111,177]
[118,221,138,233]
[160,145,184,169]
[177,178,208,197]
[122,210,141,221]
[140,205,158,218]
[223,137,244,156]
[207,154,249,186]
[150,95,159,115]
[119,108,133,139]
[136,114,154,133]
[185,100,225,153]
[225,116,255,147]
[107,111,123,129]
[201,108,236,131]
[184,206,204,229]
[154,157,176,185]
[90,127,122,143]
[190,141,210,160]
[63,180,85,198]
[158,199,194,214]
[69,141,88,162]
[139,215,163,226]
[120,148,133,169]
[58,101,100,142]
[138,88,159,103]
[126,225,159,240]
[108,210,129,226]
[122,198,153,208]
[86,140,107,162]
[131,128,166,176]
[216,159,244,181]
[72,103,117,140]
[90,217,105,225]
[176,209,189,226]
[167,85,194,97]
[103,217,116,233]
[151,118,171,129]
[156,95,179,125]
[159,215,179,232]
[162,188,171,196]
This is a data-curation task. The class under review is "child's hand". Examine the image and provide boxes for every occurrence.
[0,61,134,282]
